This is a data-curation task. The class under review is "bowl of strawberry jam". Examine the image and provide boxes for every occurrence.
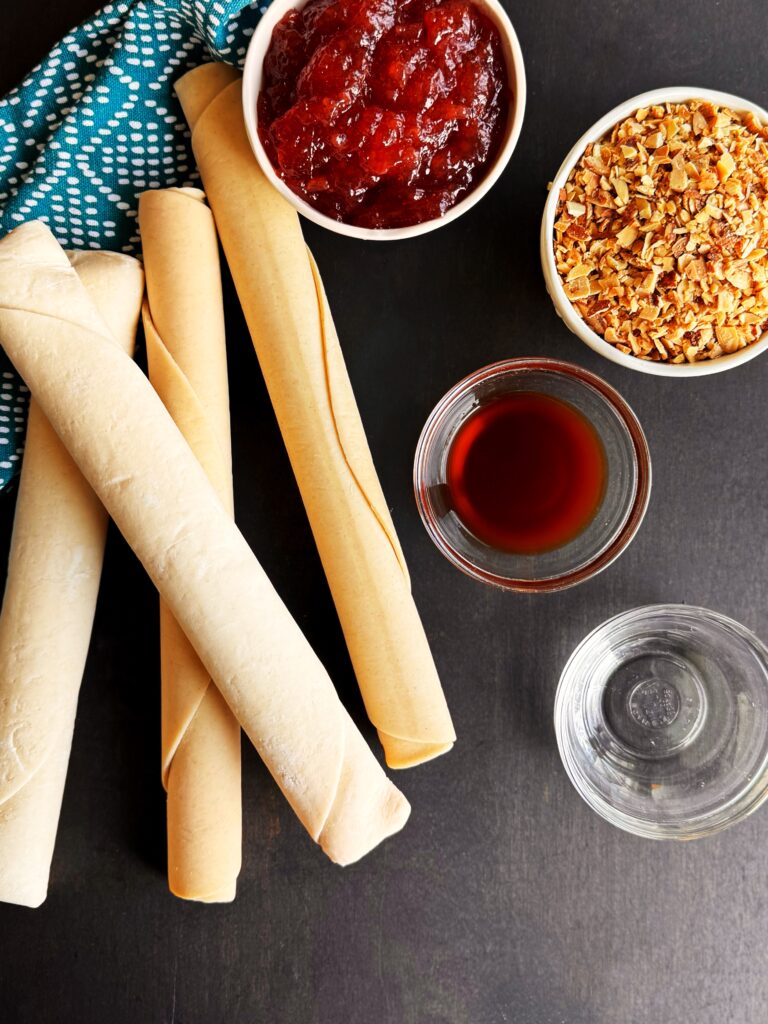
[414,359,651,591]
[243,0,526,239]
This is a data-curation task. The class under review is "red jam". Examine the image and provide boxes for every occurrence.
[257,0,510,228]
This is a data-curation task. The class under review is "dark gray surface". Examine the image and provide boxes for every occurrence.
[2,2,768,1022]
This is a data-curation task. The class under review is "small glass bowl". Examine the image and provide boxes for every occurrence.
[555,605,768,840]
[413,358,651,591]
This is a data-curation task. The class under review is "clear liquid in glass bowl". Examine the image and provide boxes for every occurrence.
[556,605,768,839]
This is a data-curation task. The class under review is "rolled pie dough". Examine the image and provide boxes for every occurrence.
[176,65,455,769]
[0,248,144,908]
[139,186,241,904]
[0,220,410,866]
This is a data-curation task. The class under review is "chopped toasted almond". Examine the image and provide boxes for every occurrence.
[566,262,594,281]
[724,264,752,291]
[616,225,638,247]
[669,154,689,192]
[716,149,736,182]
[698,169,719,191]
[565,277,590,299]
[554,99,768,363]
[612,177,630,205]
[638,304,660,320]
[716,325,742,352]
[683,258,707,281]
[692,110,707,135]
[638,269,660,294]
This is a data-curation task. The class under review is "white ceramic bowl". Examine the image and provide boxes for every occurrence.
[540,87,768,377]
[242,0,526,241]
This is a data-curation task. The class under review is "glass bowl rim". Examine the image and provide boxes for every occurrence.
[413,357,652,592]
[554,603,768,840]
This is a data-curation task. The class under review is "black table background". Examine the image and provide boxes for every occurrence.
[2,2,768,1022]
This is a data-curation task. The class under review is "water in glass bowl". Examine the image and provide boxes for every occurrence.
[556,605,768,839]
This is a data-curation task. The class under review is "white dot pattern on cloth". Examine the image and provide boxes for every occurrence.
[0,0,271,488]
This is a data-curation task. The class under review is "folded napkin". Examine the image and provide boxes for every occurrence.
[0,0,270,488]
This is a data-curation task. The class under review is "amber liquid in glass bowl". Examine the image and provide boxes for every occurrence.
[445,392,606,555]
[414,358,651,591]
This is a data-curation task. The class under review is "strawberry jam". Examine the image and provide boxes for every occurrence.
[257,0,510,228]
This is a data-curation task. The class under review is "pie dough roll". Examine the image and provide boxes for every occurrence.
[139,187,241,904]
[176,65,455,770]
[0,221,410,866]
[0,248,144,908]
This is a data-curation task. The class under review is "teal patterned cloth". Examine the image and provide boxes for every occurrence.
[0,0,272,488]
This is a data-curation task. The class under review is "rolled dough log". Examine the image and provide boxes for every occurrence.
[0,220,410,866]
[175,65,455,769]
[0,248,144,908]
[139,186,241,904]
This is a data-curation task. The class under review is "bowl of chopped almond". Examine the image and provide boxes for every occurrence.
[541,87,768,376]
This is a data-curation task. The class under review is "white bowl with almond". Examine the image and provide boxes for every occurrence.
[541,87,768,376]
